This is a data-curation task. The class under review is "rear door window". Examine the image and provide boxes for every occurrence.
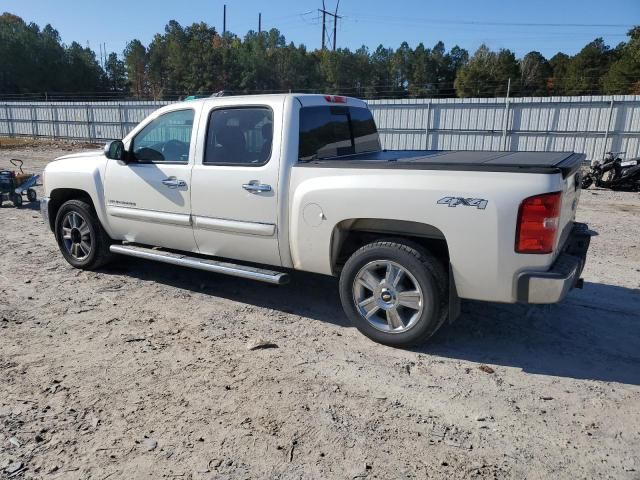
[298,106,380,161]
[204,107,273,166]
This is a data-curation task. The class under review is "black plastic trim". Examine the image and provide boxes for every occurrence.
[295,150,586,178]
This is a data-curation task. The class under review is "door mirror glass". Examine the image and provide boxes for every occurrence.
[104,140,125,161]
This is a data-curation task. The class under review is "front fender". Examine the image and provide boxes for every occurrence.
[44,152,113,236]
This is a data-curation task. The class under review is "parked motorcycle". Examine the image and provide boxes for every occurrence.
[581,151,640,191]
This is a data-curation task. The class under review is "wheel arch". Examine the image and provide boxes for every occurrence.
[48,188,95,231]
[330,218,450,275]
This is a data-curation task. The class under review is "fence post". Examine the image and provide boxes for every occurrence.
[32,105,39,138]
[4,103,13,137]
[424,102,431,150]
[600,99,615,164]
[501,78,511,151]
[85,104,93,142]
[118,103,125,138]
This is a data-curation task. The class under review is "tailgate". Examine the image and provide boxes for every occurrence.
[555,169,583,255]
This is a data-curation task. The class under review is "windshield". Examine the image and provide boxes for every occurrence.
[298,106,381,161]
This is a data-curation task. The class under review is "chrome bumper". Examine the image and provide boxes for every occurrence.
[40,196,51,230]
[516,223,592,304]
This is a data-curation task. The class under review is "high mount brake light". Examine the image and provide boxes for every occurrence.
[324,95,347,103]
[515,191,562,254]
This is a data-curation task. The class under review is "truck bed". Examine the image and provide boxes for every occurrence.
[297,150,585,177]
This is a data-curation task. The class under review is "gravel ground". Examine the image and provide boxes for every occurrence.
[1,144,639,480]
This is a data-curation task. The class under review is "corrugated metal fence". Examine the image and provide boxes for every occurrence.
[1,95,639,162]
[368,96,640,163]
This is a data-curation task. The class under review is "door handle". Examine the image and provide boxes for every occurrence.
[242,181,272,193]
[162,177,187,188]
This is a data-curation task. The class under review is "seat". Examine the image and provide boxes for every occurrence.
[208,125,247,164]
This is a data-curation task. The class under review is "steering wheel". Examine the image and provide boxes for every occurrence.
[161,140,187,161]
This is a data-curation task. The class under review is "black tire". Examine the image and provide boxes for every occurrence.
[581,174,593,189]
[27,188,37,202]
[11,193,22,207]
[54,199,113,270]
[339,240,448,346]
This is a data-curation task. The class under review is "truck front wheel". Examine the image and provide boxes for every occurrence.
[54,199,113,270]
[339,240,448,346]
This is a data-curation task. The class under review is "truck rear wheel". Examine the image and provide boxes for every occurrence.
[339,240,448,346]
[54,199,113,270]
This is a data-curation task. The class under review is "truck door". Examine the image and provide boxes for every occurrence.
[190,99,283,266]
[104,107,199,252]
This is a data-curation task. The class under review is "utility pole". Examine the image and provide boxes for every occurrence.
[258,13,262,34]
[223,4,227,38]
[319,1,341,50]
[332,0,340,52]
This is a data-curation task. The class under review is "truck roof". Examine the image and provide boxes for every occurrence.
[176,93,368,108]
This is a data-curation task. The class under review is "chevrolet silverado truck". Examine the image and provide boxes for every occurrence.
[40,94,592,346]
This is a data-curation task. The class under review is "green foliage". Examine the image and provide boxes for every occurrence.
[0,12,107,95]
[602,27,640,94]
[0,12,638,99]
[520,51,551,96]
[454,45,520,97]
[124,39,147,98]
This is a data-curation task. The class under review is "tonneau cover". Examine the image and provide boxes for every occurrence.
[298,150,585,177]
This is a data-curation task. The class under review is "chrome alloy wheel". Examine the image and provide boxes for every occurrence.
[352,260,424,333]
[61,211,92,261]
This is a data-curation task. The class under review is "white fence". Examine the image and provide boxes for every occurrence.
[1,95,639,162]
[368,96,640,163]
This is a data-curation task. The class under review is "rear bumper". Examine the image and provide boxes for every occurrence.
[516,222,592,304]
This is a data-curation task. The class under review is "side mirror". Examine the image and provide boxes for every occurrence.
[104,140,125,161]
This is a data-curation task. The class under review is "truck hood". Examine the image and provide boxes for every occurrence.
[44,149,109,180]
[54,149,104,162]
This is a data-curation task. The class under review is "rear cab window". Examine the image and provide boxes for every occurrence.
[298,106,381,161]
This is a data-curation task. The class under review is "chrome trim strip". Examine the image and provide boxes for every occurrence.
[192,216,275,236]
[107,206,191,227]
[109,244,288,285]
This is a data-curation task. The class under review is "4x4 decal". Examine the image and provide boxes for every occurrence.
[437,196,488,210]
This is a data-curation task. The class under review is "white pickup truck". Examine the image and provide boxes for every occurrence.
[41,94,592,346]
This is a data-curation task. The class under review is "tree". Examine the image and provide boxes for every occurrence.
[548,53,570,95]
[560,38,613,95]
[124,39,147,98]
[105,53,126,92]
[1,11,636,101]
[454,45,519,97]
[147,34,169,99]
[520,51,551,96]
[64,41,106,93]
[603,26,640,94]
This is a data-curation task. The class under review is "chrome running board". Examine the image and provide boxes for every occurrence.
[110,244,289,285]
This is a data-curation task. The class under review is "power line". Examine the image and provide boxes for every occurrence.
[341,13,635,29]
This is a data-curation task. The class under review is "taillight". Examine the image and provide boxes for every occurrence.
[515,192,562,254]
[324,95,347,103]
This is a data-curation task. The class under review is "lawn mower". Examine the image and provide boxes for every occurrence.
[0,159,39,207]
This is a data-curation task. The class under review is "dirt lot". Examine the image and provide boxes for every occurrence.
[1,143,639,479]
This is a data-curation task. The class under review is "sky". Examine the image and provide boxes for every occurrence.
[3,0,639,59]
